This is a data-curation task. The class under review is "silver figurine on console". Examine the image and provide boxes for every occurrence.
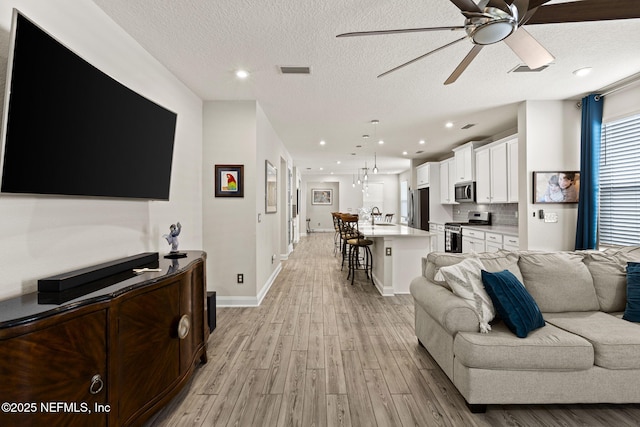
[163,222,182,252]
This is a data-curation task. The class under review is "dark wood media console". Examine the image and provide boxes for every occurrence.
[0,251,208,427]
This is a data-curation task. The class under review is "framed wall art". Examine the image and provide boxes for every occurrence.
[533,171,580,204]
[214,164,244,197]
[311,188,333,205]
[265,160,277,213]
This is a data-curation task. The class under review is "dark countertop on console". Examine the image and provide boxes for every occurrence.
[0,250,206,329]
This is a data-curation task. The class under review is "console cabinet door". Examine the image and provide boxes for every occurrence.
[117,279,181,425]
[0,310,108,427]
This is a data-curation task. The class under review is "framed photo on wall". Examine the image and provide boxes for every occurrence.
[265,160,277,213]
[214,164,244,197]
[311,188,332,205]
[533,171,580,203]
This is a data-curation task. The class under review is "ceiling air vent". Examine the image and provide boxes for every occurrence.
[280,66,311,75]
[510,64,551,73]
[461,123,476,130]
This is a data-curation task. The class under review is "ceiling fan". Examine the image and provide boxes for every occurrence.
[337,0,640,84]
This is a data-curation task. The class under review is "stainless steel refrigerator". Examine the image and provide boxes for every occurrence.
[408,188,430,231]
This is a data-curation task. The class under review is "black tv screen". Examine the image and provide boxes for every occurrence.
[0,13,177,200]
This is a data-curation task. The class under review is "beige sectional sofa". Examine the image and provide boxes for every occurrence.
[409,247,640,412]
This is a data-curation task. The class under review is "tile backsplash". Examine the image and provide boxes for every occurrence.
[452,203,519,227]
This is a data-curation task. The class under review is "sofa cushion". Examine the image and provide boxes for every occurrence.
[581,251,628,312]
[623,262,640,322]
[518,251,599,312]
[545,311,640,369]
[454,322,594,371]
[481,270,545,338]
[434,257,496,333]
[423,251,523,288]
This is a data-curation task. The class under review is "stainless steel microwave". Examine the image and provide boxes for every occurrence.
[454,182,476,203]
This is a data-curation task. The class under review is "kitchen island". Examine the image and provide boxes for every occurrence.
[356,223,434,295]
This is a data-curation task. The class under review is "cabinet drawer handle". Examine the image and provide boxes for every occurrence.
[89,374,104,395]
[177,314,191,340]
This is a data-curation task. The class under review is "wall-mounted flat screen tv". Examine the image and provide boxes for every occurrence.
[0,12,177,200]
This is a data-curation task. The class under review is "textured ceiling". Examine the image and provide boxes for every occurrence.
[92,0,640,175]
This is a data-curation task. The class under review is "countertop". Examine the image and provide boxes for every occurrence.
[462,224,519,236]
[357,223,434,237]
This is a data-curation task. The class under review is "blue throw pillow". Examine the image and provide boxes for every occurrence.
[623,262,640,322]
[481,269,545,338]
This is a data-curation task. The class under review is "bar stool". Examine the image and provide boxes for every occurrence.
[338,213,361,270]
[342,214,374,286]
[331,212,342,256]
[384,213,394,223]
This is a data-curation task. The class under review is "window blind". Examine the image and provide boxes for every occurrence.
[599,113,640,246]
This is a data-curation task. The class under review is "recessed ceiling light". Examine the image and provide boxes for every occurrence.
[235,69,249,79]
[362,134,369,139]
[371,119,379,125]
[573,67,592,77]
[445,122,454,128]
[378,140,384,145]
[419,140,425,145]
[402,151,408,155]
[319,140,326,145]
[336,161,341,164]
[319,167,324,171]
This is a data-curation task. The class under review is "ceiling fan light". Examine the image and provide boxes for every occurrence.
[470,21,515,45]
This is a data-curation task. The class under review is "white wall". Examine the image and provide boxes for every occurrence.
[0,0,203,301]
[202,101,292,306]
[300,173,400,233]
[518,100,581,250]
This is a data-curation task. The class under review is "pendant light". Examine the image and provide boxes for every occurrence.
[371,119,380,174]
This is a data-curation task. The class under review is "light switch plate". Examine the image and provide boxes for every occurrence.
[544,212,558,223]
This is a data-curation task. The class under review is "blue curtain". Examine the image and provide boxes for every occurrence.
[575,94,603,250]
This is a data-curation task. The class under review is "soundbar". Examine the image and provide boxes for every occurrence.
[38,252,160,292]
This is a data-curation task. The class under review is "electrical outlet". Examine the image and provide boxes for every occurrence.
[385,247,392,256]
[237,273,243,284]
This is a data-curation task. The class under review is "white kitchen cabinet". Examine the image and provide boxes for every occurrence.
[452,142,477,183]
[475,138,509,204]
[485,232,503,252]
[475,148,491,203]
[462,228,485,253]
[503,235,520,251]
[507,138,519,203]
[416,162,430,189]
[439,158,456,204]
[429,223,445,252]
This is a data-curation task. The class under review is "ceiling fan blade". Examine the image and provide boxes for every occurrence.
[511,0,529,23]
[503,27,554,69]
[444,45,483,85]
[337,26,465,38]
[377,36,468,78]
[527,0,552,9]
[526,0,640,25]
[449,0,482,14]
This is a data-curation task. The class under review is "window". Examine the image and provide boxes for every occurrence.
[599,112,640,246]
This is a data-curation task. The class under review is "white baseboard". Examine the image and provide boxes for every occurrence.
[216,263,282,307]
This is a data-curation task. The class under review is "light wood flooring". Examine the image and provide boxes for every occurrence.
[147,232,640,427]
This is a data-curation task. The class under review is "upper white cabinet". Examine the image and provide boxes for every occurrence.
[507,138,519,203]
[474,136,515,204]
[439,158,456,204]
[416,162,430,189]
[452,142,477,183]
